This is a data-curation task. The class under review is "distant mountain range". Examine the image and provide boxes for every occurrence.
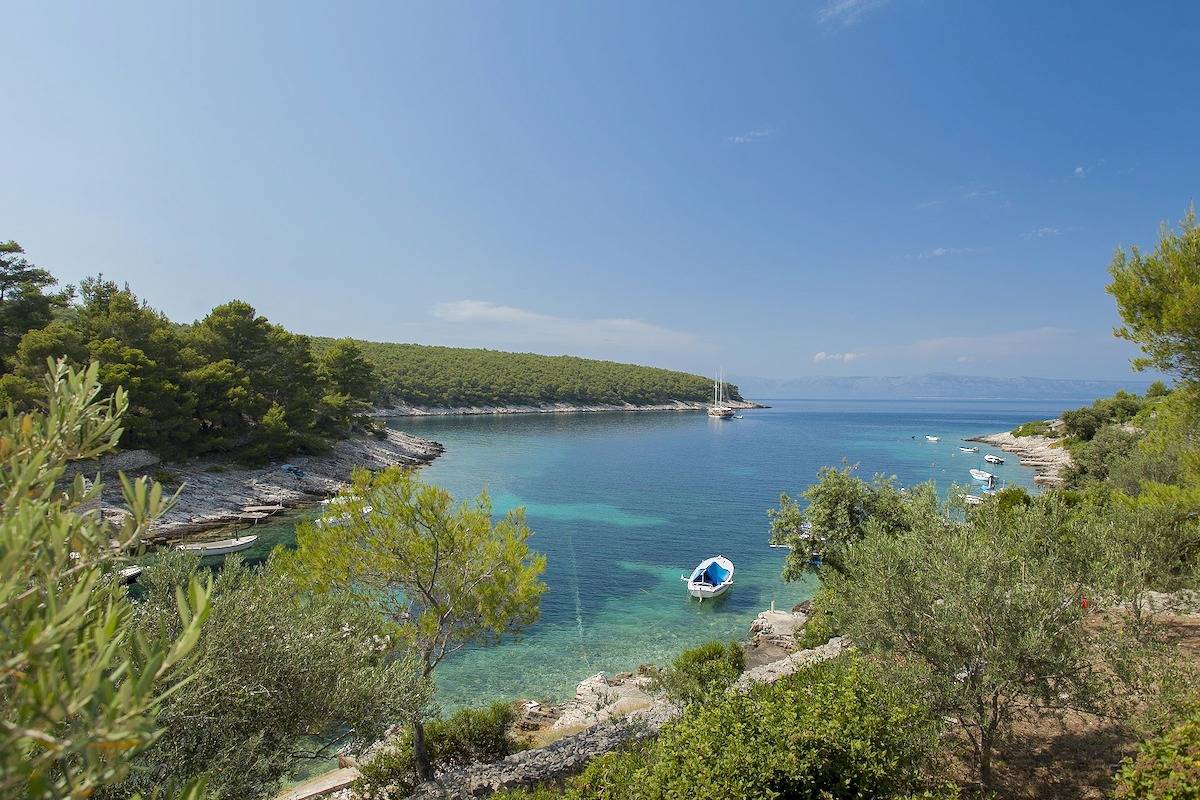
[731,373,1157,401]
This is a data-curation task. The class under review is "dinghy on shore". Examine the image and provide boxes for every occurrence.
[176,534,258,556]
[682,555,734,601]
[118,565,143,584]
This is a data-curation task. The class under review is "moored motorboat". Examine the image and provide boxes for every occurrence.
[959,446,978,453]
[176,534,258,556]
[984,453,1005,464]
[964,494,984,506]
[682,555,735,601]
[925,435,940,442]
[969,468,996,483]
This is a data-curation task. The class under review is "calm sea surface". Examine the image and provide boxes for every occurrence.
[239,398,1078,710]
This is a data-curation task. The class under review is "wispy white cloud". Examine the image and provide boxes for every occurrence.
[817,0,889,26]
[1021,226,1061,239]
[917,246,976,259]
[813,351,865,363]
[726,128,774,144]
[915,199,944,210]
[962,185,999,200]
[1072,158,1106,179]
[432,300,706,352]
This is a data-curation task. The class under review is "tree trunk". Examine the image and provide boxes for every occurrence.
[412,718,433,782]
[979,731,993,791]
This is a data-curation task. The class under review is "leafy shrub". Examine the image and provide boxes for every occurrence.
[795,589,841,650]
[991,485,1033,513]
[552,655,941,800]
[1013,419,1053,438]
[1113,707,1200,799]
[1065,425,1141,487]
[660,641,745,706]
[358,702,525,791]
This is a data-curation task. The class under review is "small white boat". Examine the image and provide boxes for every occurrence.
[118,565,143,584]
[959,446,978,453]
[682,555,735,601]
[176,534,258,556]
[984,453,1005,464]
[964,494,984,506]
[969,469,996,483]
[925,435,940,442]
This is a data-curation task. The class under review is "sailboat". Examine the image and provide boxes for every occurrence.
[707,370,735,418]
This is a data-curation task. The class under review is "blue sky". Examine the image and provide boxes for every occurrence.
[2,1,1197,380]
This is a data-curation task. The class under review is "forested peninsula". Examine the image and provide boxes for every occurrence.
[0,242,742,465]
[312,338,744,410]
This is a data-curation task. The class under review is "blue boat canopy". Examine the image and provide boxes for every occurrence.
[692,559,730,585]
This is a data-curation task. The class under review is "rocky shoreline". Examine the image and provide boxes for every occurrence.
[329,605,836,800]
[373,399,766,417]
[965,427,1073,487]
[71,429,444,540]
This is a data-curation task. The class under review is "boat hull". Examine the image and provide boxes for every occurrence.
[687,581,732,599]
[176,535,258,556]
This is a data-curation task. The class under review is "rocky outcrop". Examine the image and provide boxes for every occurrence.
[735,637,848,691]
[87,429,443,539]
[549,670,658,732]
[405,703,678,799]
[340,636,846,800]
[748,608,809,650]
[373,400,765,417]
[965,429,1073,487]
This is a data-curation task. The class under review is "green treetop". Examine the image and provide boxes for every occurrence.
[1108,204,1200,384]
[281,468,547,782]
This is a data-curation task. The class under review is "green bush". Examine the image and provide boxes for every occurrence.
[659,640,745,707]
[358,702,525,791]
[1013,419,1053,437]
[544,655,942,800]
[1113,707,1200,799]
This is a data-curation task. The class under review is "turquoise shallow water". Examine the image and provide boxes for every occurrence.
[237,397,1078,711]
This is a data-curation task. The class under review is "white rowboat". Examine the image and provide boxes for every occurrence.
[682,555,735,601]
[969,469,996,483]
[176,535,258,556]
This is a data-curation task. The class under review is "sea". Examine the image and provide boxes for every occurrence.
[235,397,1078,711]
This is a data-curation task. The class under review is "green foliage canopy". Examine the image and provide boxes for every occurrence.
[1108,205,1200,383]
[280,468,547,780]
[0,361,211,799]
